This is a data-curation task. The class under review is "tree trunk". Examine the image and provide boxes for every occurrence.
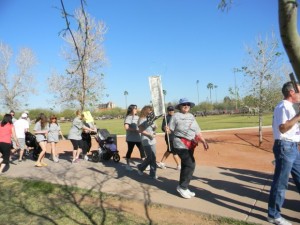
[279,0,300,79]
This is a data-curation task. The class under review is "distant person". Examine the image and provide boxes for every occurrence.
[168,98,209,199]
[157,106,181,170]
[267,81,300,225]
[137,105,158,179]
[124,104,146,171]
[10,110,17,123]
[13,113,29,162]
[34,113,49,167]
[0,114,19,174]
[48,115,65,163]
[68,110,95,163]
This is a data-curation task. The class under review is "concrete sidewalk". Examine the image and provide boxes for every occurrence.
[3,155,299,225]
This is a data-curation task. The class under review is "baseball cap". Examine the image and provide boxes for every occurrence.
[21,113,28,118]
[167,106,174,111]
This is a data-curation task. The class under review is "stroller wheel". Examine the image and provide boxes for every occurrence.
[91,151,100,162]
[113,153,120,162]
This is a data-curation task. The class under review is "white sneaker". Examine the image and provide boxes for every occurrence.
[176,185,191,199]
[53,156,59,163]
[267,217,292,225]
[145,165,150,171]
[84,155,89,161]
[125,165,133,171]
[186,189,195,197]
[157,162,166,169]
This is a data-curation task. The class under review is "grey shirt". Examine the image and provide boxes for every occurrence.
[138,117,157,146]
[68,117,83,140]
[169,112,201,149]
[34,121,49,142]
[124,115,141,142]
[48,123,61,143]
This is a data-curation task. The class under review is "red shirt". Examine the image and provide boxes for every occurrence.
[0,123,13,143]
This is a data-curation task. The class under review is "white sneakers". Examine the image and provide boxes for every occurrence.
[176,185,195,199]
[267,217,292,225]
[125,164,133,171]
[157,162,166,169]
[84,155,89,161]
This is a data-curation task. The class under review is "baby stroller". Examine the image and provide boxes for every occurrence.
[25,131,42,161]
[91,129,120,163]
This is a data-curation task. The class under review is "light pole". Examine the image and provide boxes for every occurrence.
[233,68,239,111]
[124,91,128,109]
[196,80,199,105]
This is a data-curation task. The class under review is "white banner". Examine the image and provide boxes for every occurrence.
[149,76,165,116]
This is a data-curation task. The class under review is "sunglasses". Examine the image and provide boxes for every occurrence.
[181,103,190,107]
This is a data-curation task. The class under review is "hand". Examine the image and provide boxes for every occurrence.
[203,142,209,150]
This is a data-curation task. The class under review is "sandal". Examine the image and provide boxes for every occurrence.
[35,162,43,167]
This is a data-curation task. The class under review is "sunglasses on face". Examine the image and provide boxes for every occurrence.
[181,103,190,107]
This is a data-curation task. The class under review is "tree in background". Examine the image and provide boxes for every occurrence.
[206,83,214,103]
[48,0,107,111]
[0,42,36,111]
[239,32,285,146]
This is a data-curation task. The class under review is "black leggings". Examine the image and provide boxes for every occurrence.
[125,141,145,159]
[0,142,11,164]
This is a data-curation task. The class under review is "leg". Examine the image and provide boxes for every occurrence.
[0,143,11,173]
[138,145,152,172]
[268,141,297,219]
[290,150,300,193]
[175,148,195,189]
[149,144,157,178]
[36,141,47,166]
[136,142,146,159]
[50,142,56,158]
[125,141,135,165]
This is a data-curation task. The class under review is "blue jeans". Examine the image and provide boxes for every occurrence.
[138,144,156,178]
[268,140,300,219]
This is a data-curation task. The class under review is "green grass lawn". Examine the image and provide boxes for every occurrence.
[54,113,273,136]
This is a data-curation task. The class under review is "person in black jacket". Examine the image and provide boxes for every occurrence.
[157,106,181,170]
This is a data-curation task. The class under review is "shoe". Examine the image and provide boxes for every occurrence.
[176,185,192,199]
[267,217,292,225]
[137,167,143,175]
[125,164,133,171]
[186,189,195,197]
[145,165,150,171]
[150,175,159,180]
[41,162,48,167]
[72,159,79,164]
[176,165,181,170]
[18,159,22,162]
[35,162,43,167]
[157,162,166,169]
[84,155,89,161]
[53,156,59,163]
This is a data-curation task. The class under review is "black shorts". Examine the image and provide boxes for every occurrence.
[70,139,83,150]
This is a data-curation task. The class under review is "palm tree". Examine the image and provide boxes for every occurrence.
[207,83,214,103]
[214,85,218,102]
[124,91,128,109]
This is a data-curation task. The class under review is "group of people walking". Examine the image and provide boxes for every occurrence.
[0,85,299,224]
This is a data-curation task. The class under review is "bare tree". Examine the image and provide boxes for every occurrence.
[239,33,285,146]
[49,1,107,111]
[0,42,36,111]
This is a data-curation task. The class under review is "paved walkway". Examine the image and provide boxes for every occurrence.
[3,154,300,225]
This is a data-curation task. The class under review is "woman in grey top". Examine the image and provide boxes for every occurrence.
[48,115,65,163]
[136,105,158,179]
[168,98,209,199]
[34,113,49,167]
[124,104,146,170]
[68,110,95,163]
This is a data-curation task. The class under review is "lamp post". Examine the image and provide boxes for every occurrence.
[233,68,239,111]
[196,80,199,105]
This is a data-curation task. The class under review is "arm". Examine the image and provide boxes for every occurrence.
[124,123,140,133]
[12,126,19,147]
[279,112,300,133]
[195,132,209,150]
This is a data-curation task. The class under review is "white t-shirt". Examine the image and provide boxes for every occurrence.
[272,100,300,142]
[14,118,29,138]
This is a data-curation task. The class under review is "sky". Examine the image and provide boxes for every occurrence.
[0,0,294,111]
